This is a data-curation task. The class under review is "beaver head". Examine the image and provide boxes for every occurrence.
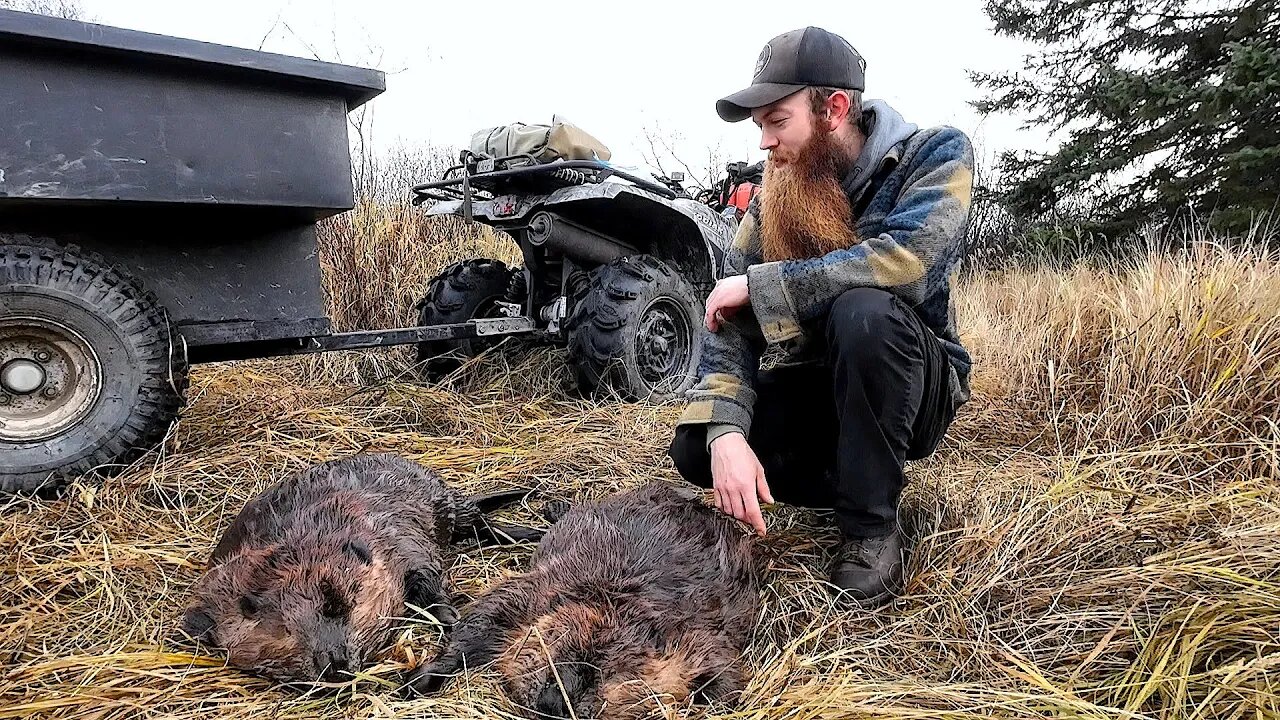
[180,533,402,686]
[497,602,732,719]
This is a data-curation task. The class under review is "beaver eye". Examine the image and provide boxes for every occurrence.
[239,594,260,618]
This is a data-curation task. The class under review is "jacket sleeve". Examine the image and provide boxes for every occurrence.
[675,209,767,437]
[745,128,975,345]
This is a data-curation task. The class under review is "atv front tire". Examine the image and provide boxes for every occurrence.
[567,254,704,402]
[0,236,189,497]
[414,259,520,380]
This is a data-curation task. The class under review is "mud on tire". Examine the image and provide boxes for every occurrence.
[566,254,704,402]
[414,258,520,380]
[0,235,190,497]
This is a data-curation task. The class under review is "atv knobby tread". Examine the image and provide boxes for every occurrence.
[566,254,702,402]
[414,258,518,376]
[1,234,190,496]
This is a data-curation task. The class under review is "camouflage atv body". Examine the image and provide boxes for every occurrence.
[412,157,739,402]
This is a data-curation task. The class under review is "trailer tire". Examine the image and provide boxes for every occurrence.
[0,236,189,497]
[566,254,703,403]
[414,258,520,380]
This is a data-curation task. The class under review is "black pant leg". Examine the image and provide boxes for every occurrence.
[668,363,839,509]
[824,287,955,539]
[671,288,954,539]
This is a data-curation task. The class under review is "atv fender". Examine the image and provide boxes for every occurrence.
[427,183,734,287]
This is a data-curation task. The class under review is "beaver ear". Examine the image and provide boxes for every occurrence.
[178,605,218,646]
[342,538,372,564]
[239,593,262,618]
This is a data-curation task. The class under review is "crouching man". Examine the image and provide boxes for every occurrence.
[668,26,975,608]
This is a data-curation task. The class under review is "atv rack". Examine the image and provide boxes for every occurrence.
[410,151,678,221]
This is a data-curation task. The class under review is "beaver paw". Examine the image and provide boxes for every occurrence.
[401,660,457,698]
[540,499,572,524]
[432,604,460,628]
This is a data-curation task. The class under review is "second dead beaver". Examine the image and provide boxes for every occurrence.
[177,452,541,686]
[404,481,763,718]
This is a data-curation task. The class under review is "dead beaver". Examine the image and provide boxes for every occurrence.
[177,452,542,686]
[403,480,763,719]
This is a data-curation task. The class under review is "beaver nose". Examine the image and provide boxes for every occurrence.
[315,647,350,681]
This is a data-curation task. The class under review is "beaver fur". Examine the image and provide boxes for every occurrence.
[403,481,763,718]
[177,452,540,686]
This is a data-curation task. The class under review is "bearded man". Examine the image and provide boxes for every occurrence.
[667,26,976,607]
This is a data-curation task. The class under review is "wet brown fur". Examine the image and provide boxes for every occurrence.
[177,452,536,686]
[404,481,763,719]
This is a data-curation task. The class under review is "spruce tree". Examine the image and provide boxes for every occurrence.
[972,0,1280,236]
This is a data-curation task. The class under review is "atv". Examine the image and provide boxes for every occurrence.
[410,140,741,402]
[695,160,764,222]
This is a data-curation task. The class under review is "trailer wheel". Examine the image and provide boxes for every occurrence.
[566,254,704,402]
[414,259,520,380]
[0,236,189,497]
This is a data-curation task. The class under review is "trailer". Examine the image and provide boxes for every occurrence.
[0,9,483,496]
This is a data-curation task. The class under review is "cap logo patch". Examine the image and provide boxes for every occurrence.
[754,44,771,77]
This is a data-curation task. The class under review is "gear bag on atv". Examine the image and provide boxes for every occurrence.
[470,116,612,164]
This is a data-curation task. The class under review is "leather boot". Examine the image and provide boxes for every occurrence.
[829,528,905,607]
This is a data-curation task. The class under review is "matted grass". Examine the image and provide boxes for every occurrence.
[2,220,1277,719]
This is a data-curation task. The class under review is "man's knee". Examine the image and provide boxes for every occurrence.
[668,425,713,489]
[826,287,903,352]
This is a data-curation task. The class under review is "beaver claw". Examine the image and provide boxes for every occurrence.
[433,604,460,628]
[540,499,572,524]
[401,659,458,698]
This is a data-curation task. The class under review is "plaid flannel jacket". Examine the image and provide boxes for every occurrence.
[677,124,975,439]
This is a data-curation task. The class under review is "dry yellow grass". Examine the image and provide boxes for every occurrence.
[302,200,521,385]
[316,199,520,336]
[1,208,1277,719]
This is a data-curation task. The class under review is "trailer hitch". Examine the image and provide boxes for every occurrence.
[302,317,536,352]
[187,317,538,364]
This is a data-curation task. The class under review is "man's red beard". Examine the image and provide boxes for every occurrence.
[760,126,860,262]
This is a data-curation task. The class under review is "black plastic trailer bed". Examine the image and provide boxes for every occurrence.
[0,10,536,495]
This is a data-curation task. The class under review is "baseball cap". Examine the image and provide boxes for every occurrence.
[716,26,867,123]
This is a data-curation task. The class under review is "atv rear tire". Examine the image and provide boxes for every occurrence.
[414,259,520,380]
[567,254,703,402]
[1,236,189,497]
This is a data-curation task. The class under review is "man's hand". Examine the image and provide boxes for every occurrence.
[704,275,750,332]
[709,432,774,536]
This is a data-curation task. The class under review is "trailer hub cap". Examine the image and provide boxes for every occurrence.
[0,318,103,443]
[2,359,45,395]
[636,299,693,391]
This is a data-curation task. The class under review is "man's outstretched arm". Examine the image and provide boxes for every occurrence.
[676,208,775,535]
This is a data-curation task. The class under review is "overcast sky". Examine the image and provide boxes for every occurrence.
[74,0,1048,185]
